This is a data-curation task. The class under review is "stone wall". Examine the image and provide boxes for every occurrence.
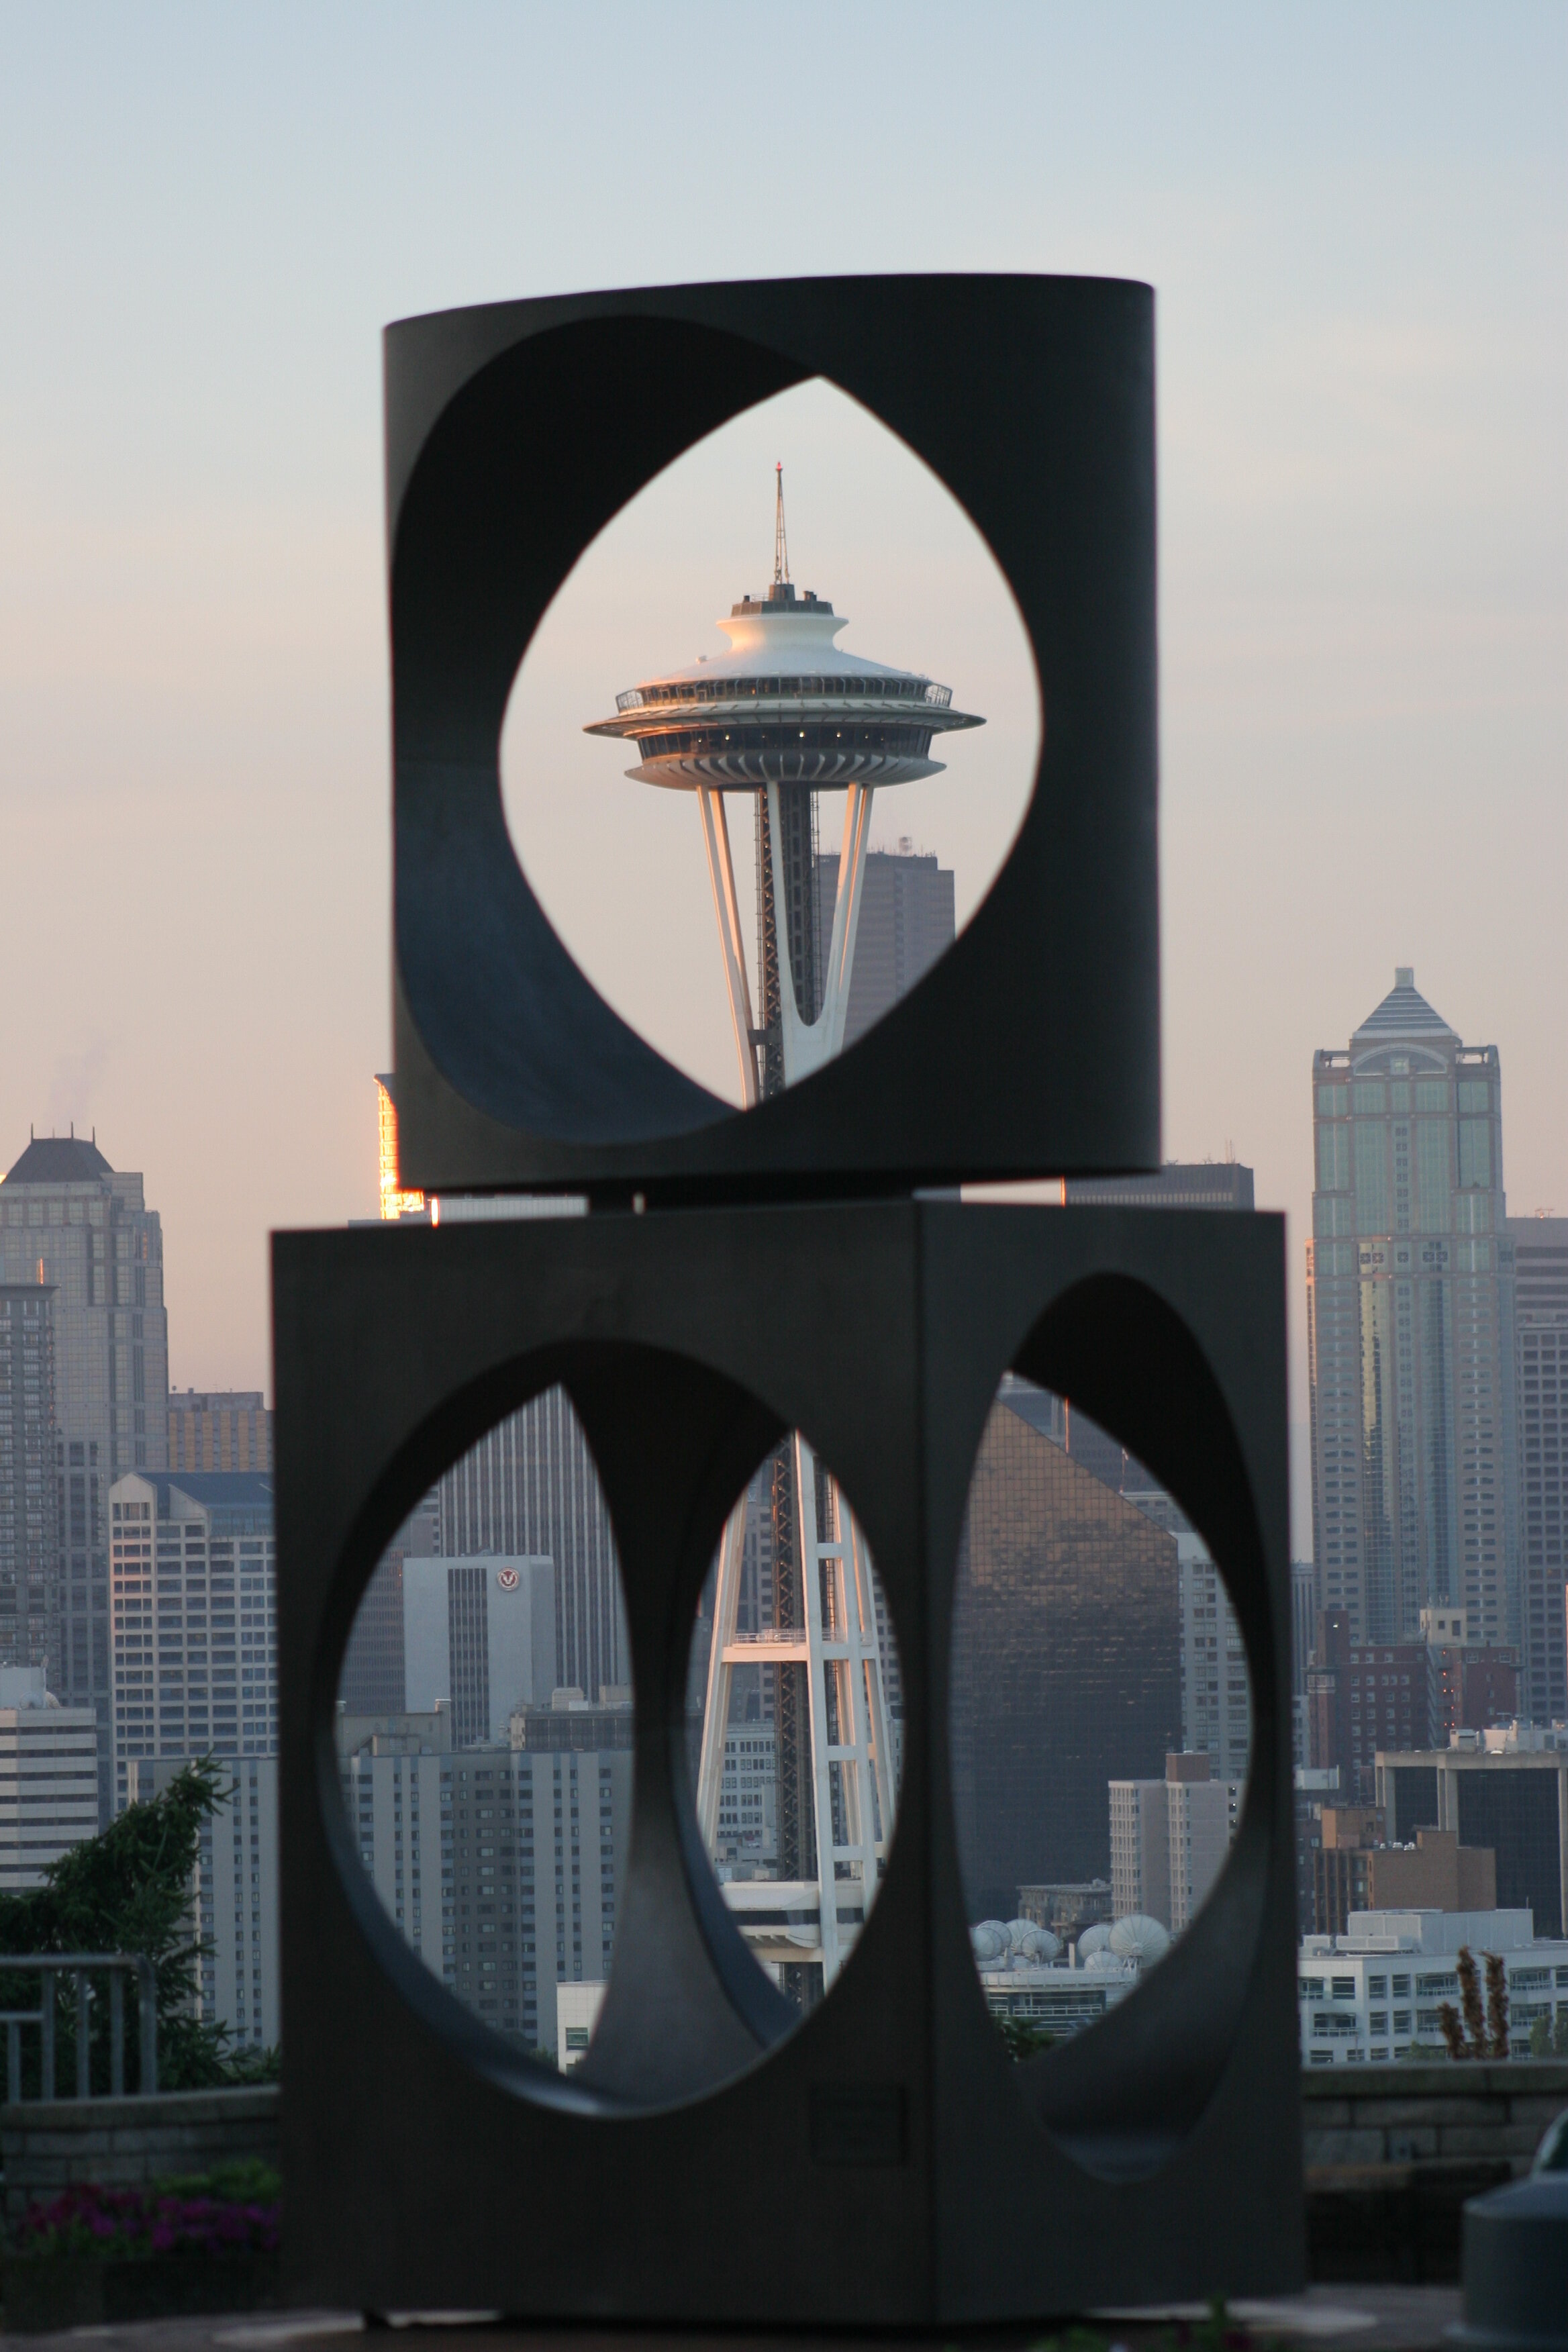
[1304,2061,1568,2282]
[1304,2058,1568,2173]
[0,2086,279,2220]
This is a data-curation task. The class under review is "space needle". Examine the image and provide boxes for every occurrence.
[587,471,984,1996]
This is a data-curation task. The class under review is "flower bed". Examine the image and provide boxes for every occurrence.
[5,2170,281,2333]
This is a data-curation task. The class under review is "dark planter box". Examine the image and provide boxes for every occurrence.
[4,2249,281,2333]
[1306,2159,1513,2284]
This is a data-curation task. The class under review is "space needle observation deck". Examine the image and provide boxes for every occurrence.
[585,467,983,1099]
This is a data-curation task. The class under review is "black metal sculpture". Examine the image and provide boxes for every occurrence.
[275,275,1304,2323]
[385,275,1158,1199]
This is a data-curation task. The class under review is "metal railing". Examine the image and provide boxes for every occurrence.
[0,1955,158,2102]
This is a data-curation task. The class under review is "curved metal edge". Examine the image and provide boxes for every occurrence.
[307,1344,630,2119]
[916,1208,1297,2210]
[386,275,1158,1185]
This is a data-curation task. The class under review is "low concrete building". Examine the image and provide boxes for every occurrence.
[556,1979,605,2071]
[1298,1905,1568,2065]
[1110,1753,1241,1932]
[1311,1810,1497,1935]
[1017,1879,1112,1937]
[1378,1734,1568,1937]
[0,1668,97,1892]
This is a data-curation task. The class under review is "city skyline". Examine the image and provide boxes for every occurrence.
[0,7,1559,1463]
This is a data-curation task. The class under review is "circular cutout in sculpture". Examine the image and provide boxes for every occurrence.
[334,1385,632,2074]
[949,1373,1253,2067]
[502,377,1040,1104]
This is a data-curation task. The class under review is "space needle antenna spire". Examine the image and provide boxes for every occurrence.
[773,461,789,586]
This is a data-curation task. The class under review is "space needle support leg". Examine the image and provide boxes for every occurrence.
[697,785,758,1107]
[846,1506,896,1859]
[695,1491,749,1854]
[795,1432,844,1987]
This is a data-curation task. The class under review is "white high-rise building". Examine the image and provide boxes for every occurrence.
[0,1667,98,1892]
[1174,1540,1252,1784]
[130,1750,279,2054]
[109,1472,276,1812]
[1109,1753,1241,1933]
[337,1712,633,2060]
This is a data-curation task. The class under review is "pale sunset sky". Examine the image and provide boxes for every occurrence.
[1,5,1563,1551]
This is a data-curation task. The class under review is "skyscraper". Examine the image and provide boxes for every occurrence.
[0,1285,60,1679]
[108,1470,276,1812]
[1307,971,1514,1650]
[0,1136,170,1816]
[402,1554,556,1745]
[813,840,954,1049]
[437,1391,627,1704]
[1503,1216,1568,1722]
[949,1392,1181,1919]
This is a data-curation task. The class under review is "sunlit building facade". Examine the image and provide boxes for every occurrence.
[375,1074,425,1222]
[1308,971,1514,1651]
[168,1391,273,1474]
[109,1471,276,1812]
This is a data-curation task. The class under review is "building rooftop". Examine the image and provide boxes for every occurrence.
[1304,1906,1537,1956]
[1349,967,1459,1048]
[3,1134,112,1184]
[116,1471,275,1513]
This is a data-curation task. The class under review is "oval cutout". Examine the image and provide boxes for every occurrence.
[334,1385,632,2073]
[502,377,1040,1104]
[950,1374,1255,2133]
[684,1432,903,2025]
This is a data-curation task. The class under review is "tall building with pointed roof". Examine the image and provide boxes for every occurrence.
[0,1134,168,1818]
[1307,970,1516,1658]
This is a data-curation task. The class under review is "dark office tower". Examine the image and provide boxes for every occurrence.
[1,1136,169,1820]
[1067,1161,1256,1211]
[340,1555,406,1714]
[814,841,955,1048]
[0,1286,60,1681]
[340,1494,436,1716]
[1504,1216,1568,1723]
[949,1393,1181,1921]
[1308,971,1513,1652]
[437,1388,626,1704]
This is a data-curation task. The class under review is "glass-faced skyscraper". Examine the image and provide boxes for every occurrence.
[1308,970,1514,1651]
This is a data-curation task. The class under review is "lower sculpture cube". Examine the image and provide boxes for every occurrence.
[273,1199,1302,2321]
